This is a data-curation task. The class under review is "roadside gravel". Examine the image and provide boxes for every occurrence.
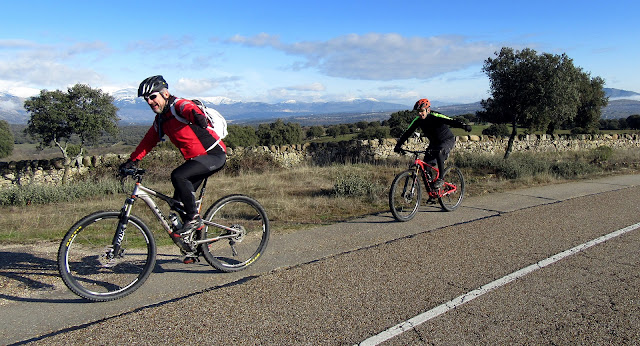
[0,242,62,304]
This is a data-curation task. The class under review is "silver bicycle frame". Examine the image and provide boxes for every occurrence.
[129,182,175,234]
[129,182,238,244]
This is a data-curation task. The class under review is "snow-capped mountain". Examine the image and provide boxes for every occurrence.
[110,92,409,125]
[2,88,640,125]
[109,88,138,104]
[605,88,640,100]
[199,96,238,105]
[0,92,28,124]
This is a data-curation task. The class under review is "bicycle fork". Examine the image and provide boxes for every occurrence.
[110,197,135,259]
[401,166,421,201]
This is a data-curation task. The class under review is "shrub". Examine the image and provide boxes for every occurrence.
[225,150,283,176]
[0,120,14,158]
[333,173,383,200]
[454,151,604,180]
[589,146,613,163]
[0,179,121,206]
[482,123,510,137]
[550,161,595,178]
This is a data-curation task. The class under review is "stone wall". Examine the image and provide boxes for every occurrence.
[2,133,639,187]
[0,154,125,187]
[241,133,640,167]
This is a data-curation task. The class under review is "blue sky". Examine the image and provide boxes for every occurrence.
[1,0,638,106]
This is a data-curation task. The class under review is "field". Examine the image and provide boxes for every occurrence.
[1,147,639,245]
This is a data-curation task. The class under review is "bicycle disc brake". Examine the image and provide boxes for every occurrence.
[228,224,246,257]
[99,246,124,268]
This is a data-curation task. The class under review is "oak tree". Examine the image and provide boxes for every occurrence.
[24,84,119,183]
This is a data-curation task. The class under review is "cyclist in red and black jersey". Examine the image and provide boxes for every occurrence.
[394,98,471,189]
[120,75,226,238]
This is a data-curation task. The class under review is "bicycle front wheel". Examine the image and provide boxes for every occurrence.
[58,211,156,302]
[200,195,270,272]
[389,169,422,222]
[439,166,465,211]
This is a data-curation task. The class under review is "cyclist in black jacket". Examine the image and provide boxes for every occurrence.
[394,98,471,189]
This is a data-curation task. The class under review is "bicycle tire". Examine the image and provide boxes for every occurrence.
[438,166,465,211]
[200,194,270,272]
[389,169,422,222]
[57,211,156,302]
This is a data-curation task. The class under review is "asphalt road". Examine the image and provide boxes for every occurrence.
[2,174,640,345]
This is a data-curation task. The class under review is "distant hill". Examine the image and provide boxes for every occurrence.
[433,102,483,116]
[604,88,640,99]
[1,87,639,125]
[601,99,640,119]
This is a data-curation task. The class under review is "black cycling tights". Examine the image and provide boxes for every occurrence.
[424,149,446,178]
[171,152,226,220]
[424,138,455,180]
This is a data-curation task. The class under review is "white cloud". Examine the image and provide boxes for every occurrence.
[0,39,109,90]
[0,59,102,87]
[175,77,217,95]
[0,39,43,49]
[226,33,499,81]
[266,82,327,102]
[8,86,40,98]
[0,100,23,112]
[173,76,243,97]
[611,95,640,101]
[285,82,326,91]
[125,35,195,54]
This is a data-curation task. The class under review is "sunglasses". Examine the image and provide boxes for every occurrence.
[144,92,160,101]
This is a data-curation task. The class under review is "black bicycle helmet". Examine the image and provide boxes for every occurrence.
[138,75,168,97]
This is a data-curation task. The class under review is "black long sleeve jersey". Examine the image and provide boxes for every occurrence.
[396,111,466,147]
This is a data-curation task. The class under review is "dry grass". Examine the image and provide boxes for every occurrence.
[1,148,639,244]
[210,164,397,232]
[0,164,398,244]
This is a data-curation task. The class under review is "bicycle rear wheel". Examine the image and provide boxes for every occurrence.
[58,211,156,302]
[200,195,270,272]
[438,166,465,211]
[389,169,422,222]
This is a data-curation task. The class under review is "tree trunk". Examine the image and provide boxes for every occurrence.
[504,118,518,160]
[54,139,71,185]
[62,158,70,185]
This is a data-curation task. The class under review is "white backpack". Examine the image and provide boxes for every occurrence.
[170,98,228,150]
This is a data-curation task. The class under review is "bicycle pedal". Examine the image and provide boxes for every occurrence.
[183,256,199,264]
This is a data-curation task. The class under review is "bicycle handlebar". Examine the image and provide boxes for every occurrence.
[118,168,146,176]
[397,148,440,155]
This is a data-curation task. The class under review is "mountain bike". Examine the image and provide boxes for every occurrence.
[57,168,270,302]
[389,149,465,222]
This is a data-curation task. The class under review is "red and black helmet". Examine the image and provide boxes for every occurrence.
[413,98,431,111]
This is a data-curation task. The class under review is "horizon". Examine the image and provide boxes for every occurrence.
[1,1,639,106]
[4,86,639,107]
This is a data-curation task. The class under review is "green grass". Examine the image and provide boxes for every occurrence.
[310,133,358,143]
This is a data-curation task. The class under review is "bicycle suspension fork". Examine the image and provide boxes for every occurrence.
[403,165,422,197]
[111,194,136,256]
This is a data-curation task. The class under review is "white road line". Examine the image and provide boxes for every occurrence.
[359,221,640,346]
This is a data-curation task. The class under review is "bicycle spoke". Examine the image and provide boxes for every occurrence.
[389,170,422,221]
[438,167,465,211]
[200,195,269,272]
[58,212,156,301]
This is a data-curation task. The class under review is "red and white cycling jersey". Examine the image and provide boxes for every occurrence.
[130,97,226,161]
